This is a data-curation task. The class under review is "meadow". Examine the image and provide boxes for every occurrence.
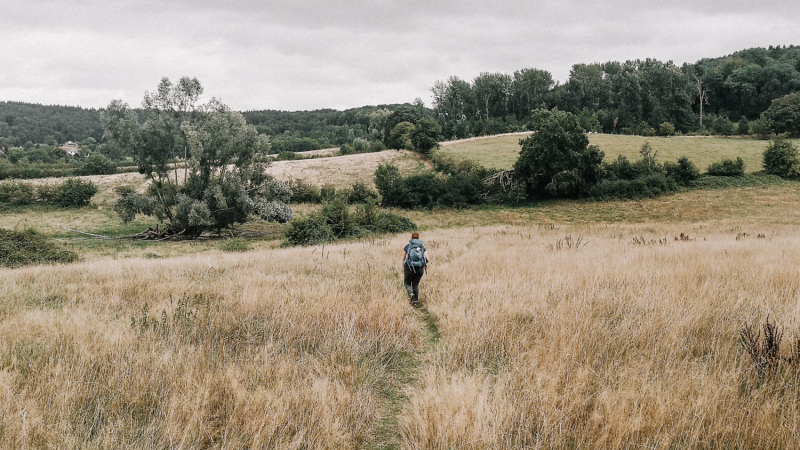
[3,136,800,448]
[441,133,800,173]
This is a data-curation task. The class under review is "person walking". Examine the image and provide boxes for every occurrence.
[402,232,429,306]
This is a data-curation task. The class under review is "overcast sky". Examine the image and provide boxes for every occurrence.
[1,0,797,112]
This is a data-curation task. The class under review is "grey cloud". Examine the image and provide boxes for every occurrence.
[1,0,798,110]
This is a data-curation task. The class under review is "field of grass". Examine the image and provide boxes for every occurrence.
[267,149,429,188]
[4,208,800,446]
[441,133,800,173]
[5,141,800,447]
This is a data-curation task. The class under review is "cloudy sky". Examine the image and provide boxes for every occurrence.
[1,0,797,112]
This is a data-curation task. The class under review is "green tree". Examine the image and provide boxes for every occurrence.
[409,118,441,154]
[101,77,292,236]
[510,68,554,118]
[750,115,774,139]
[77,154,117,175]
[514,109,604,198]
[762,138,800,177]
[763,92,800,136]
[737,117,750,135]
[388,122,415,150]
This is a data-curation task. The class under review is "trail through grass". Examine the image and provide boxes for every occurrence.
[367,276,442,450]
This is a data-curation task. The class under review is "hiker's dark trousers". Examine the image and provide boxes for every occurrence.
[403,264,424,300]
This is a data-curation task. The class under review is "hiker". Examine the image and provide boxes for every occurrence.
[402,232,429,305]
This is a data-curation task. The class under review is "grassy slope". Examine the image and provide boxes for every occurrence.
[441,133,800,172]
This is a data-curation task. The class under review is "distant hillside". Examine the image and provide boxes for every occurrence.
[2,45,798,148]
[0,101,104,147]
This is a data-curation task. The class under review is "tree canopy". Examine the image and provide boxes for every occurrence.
[102,77,293,237]
[513,109,604,198]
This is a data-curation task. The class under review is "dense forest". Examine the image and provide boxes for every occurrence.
[431,45,800,138]
[1,45,798,156]
[0,102,104,147]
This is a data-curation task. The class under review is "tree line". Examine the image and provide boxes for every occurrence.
[430,45,800,138]
[1,45,798,156]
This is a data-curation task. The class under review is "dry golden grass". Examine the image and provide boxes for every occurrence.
[266,150,430,187]
[441,133,800,173]
[4,221,800,448]
[398,223,800,449]
[0,239,425,448]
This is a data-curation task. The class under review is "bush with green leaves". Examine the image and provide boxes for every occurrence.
[430,150,486,176]
[663,156,700,186]
[388,121,415,150]
[218,238,251,252]
[658,122,676,137]
[273,151,302,161]
[283,200,416,246]
[344,181,379,203]
[751,115,774,139]
[287,178,321,203]
[763,92,800,136]
[77,154,117,175]
[737,117,750,135]
[515,109,604,198]
[376,167,487,209]
[52,178,98,207]
[589,173,677,200]
[762,138,800,177]
[0,228,80,268]
[709,115,736,136]
[706,157,746,176]
[0,181,37,205]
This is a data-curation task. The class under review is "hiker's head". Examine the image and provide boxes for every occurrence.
[411,232,419,240]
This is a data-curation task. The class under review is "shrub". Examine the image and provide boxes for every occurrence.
[663,156,700,186]
[709,116,735,136]
[589,173,676,200]
[431,151,486,176]
[658,122,676,137]
[287,178,321,203]
[274,151,302,161]
[375,163,402,197]
[320,199,357,238]
[345,181,378,204]
[283,200,416,246]
[751,115,774,139]
[52,178,98,207]
[218,238,251,252]
[0,181,37,205]
[283,213,336,246]
[737,117,750,135]
[388,122,416,150]
[0,228,80,268]
[706,157,746,176]
[77,154,117,175]
[253,199,294,223]
[762,138,800,177]
[319,184,339,202]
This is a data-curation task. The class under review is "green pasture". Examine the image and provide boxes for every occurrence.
[441,133,800,173]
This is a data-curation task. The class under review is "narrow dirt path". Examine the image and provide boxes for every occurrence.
[366,290,441,449]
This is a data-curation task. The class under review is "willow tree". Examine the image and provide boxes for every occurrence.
[101,77,292,237]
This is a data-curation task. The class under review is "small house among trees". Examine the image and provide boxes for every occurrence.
[59,141,80,156]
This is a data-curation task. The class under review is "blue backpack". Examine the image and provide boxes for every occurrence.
[405,239,427,268]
